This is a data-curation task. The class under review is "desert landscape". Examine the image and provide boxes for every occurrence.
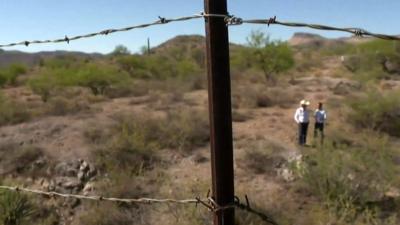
[0,32,399,225]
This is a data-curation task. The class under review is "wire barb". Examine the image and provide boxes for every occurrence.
[267,16,277,26]
[64,35,70,44]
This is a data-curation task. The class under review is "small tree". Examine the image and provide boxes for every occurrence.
[111,45,131,56]
[247,30,294,84]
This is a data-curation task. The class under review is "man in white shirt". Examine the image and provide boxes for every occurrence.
[294,100,310,146]
[314,102,327,143]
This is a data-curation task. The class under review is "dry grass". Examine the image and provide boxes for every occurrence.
[232,84,302,109]
[0,143,45,177]
[237,139,286,175]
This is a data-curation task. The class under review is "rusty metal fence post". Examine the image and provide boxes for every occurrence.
[204,0,235,225]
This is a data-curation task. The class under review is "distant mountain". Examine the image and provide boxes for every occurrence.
[152,34,242,53]
[153,35,206,53]
[288,32,398,48]
[0,50,103,68]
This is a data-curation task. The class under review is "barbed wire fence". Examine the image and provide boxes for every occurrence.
[0,13,399,48]
[0,10,399,225]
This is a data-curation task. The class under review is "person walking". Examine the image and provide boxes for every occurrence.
[294,100,310,146]
[314,102,327,144]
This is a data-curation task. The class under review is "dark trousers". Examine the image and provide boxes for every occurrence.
[298,122,309,145]
[314,122,325,143]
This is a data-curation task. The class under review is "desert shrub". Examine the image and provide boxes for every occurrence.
[147,91,184,110]
[160,109,209,150]
[0,144,44,176]
[27,74,55,102]
[347,90,400,136]
[116,54,202,80]
[92,109,209,172]
[0,94,31,126]
[299,134,399,223]
[0,64,27,86]
[75,63,131,95]
[0,191,34,225]
[45,96,89,116]
[94,116,159,173]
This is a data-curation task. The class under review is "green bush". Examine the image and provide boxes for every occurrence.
[29,61,132,99]
[0,64,27,86]
[115,53,202,80]
[348,90,400,136]
[75,63,131,95]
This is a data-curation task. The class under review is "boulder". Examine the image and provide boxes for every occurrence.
[54,161,80,177]
[383,59,400,74]
[331,80,361,95]
[55,177,83,190]
[83,182,96,195]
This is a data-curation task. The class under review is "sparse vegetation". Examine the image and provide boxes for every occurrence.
[238,139,286,175]
[0,143,44,176]
[232,85,302,109]
[0,93,31,126]
[297,134,399,224]
[91,109,209,173]
[76,203,137,225]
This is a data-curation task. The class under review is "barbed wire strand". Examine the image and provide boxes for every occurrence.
[0,14,205,48]
[0,185,278,224]
[1,13,399,48]
[0,185,200,205]
[238,16,400,41]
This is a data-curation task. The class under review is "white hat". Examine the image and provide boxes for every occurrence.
[300,100,310,106]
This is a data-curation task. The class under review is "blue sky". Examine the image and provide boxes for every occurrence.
[0,0,399,54]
